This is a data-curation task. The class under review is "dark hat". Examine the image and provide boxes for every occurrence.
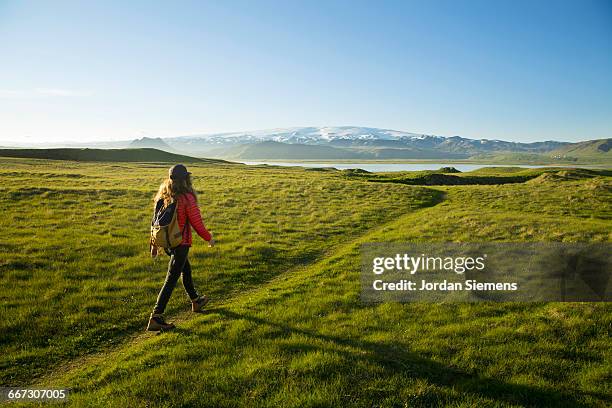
[169,164,191,180]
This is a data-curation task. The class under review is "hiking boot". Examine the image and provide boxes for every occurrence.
[191,295,210,312]
[147,313,175,331]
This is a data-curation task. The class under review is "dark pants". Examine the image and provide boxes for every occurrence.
[153,245,199,314]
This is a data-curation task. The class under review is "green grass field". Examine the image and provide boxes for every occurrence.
[1,157,610,407]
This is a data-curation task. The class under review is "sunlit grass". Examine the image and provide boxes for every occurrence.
[1,158,610,407]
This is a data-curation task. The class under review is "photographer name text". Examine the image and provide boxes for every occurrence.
[373,279,518,291]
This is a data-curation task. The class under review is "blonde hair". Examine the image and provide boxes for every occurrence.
[153,174,197,207]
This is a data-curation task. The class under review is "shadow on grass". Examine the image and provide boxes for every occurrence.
[166,327,194,336]
[213,308,595,408]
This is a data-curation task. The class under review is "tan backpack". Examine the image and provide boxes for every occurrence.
[150,199,187,249]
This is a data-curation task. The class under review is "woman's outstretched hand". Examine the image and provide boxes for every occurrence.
[208,234,215,247]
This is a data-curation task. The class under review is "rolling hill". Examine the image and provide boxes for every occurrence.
[0,148,227,163]
[549,138,611,160]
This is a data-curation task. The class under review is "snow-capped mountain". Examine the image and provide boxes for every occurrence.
[167,126,444,146]
[162,126,567,158]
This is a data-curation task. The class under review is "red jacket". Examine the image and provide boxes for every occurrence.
[176,192,212,246]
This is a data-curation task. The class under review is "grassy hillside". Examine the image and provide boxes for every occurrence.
[448,140,612,165]
[1,159,611,407]
[469,138,612,165]
[549,138,611,161]
[0,148,223,163]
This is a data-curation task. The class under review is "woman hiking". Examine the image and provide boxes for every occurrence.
[148,164,215,331]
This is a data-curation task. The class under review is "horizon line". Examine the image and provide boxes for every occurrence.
[2,125,606,146]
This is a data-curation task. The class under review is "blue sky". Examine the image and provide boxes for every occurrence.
[1,0,611,143]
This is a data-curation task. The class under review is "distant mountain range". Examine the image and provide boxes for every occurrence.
[154,127,608,162]
[166,127,567,153]
[2,126,609,162]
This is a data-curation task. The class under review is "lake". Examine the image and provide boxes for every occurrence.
[241,161,576,172]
